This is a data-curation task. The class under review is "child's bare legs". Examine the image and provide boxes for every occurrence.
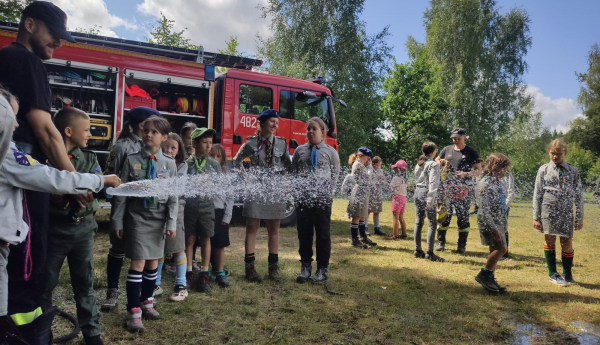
[266,219,280,255]
[399,213,407,237]
[392,212,399,237]
[486,244,507,272]
[244,218,261,255]
[198,236,211,269]
[213,247,225,272]
[185,235,197,269]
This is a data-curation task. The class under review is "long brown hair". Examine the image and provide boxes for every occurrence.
[142,116,171,135]
[348,152,366,165]
[306,117,327,139]
[483,153,511,178]
[164,132,186,165]
[210,143,227,172]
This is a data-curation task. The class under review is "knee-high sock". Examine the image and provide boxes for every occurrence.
[562,250,574,276]
[350,223,358,239]
[175,254,187,286]
[126,269,142,310]
[107,249,124,289]
[544,245,557,277]
[156,257,164,286]
[140,268,158,303]
[358,220,366,238]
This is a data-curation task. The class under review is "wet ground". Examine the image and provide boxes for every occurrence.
[508,317,600,344]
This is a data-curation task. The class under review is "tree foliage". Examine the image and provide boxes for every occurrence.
[216,36,247,73]
[256,0,392,160]
[75,24,101,35]
[0,0,35,22]
[147,12,197,50]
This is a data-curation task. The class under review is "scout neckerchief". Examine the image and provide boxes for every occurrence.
[556,163,566,193]
[144,154,157,208]
[256,135,273,168]
[310,143,318,174]
[193,155,207,173]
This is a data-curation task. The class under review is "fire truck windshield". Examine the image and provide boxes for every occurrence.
[293,93,331,126]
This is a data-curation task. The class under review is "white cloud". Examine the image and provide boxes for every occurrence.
[136,0,271,54]
[526,85,582,133]
[47,0,137,37]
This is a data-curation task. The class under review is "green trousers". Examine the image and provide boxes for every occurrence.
[42,219,100,338]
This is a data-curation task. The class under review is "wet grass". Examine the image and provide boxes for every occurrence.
[48,200,600,344]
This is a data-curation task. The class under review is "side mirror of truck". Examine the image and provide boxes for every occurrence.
[303,91,317,99]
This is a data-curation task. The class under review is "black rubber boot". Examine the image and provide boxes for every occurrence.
[456,232,469,254]
[15,306,57,345]
[0,315,28,345]
[435,230,447,251]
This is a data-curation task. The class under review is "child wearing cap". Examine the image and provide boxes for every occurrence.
[346,147,377,248]
[387,160,408,240]
[184,127,222,292]
[413,142,444,262]
[233,109,291,282]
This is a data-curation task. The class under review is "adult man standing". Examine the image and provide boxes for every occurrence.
[435,128,482,254]
[0,2,91,344]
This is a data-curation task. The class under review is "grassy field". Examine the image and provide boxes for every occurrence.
[49,200,600,344]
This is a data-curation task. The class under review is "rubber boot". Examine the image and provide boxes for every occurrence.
[0,316,28,345]
[15,306,57,345]
[456,232,469,254]
[435,230,447,251]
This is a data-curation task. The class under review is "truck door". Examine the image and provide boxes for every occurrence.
[277,87,295,153]
[233,80,275,158]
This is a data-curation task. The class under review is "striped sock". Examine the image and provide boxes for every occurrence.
[358,220,366,238]
[187,265,193,272]
[350,223,359,239]
[544,245,557,277]
[140,268,158,303]
[244,253,255,263]
[126,269,142,310]
[562,250,574,276]
[156,257,165,286]
[175,254,187,286]
[200,266,209,272]
[107,249,125,290]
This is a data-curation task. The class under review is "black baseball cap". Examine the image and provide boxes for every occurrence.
[22,1,76,43]
[450,127,467,138]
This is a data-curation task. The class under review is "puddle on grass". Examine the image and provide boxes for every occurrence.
[509,320,546,345]
[571,321,600,345]
[506,318,600,345]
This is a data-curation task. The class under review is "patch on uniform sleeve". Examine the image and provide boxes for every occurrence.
[94,165,102,172]
[14,150,36,166]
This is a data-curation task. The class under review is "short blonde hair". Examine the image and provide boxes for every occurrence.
[546,138,567,154]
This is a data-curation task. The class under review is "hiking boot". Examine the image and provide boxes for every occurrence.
[215,274,230,288]
[141,299,160,320]
[211,269,230,280]
[436,230,447,251]
[153,285,163,297]
[351,238,368,248]
[169,285,188,302]
[413,249,426,259]
[245,261,263,282]
[425,251,445,262]
[493,278,507,293]
[268,262,282,282]
[101,288,119,312]
[475,269,500,292]
[84,335,104,345]
[549,273,569,286]
[196,271,211,292]
[455,232,469,254]
[125,307,144,333]
[186,271,196,290]
[361,237,377,246]
[296,263,312,283]
[310,267,328,285]
[564,274,576,285]
[374,227,387,236]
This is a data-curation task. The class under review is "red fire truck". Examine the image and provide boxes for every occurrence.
[0,22,345,224]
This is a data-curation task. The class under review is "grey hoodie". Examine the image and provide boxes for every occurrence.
[413,159,440,205]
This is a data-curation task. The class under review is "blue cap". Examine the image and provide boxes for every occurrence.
[257,109,280,122]
[358,147,373,157]
[22,1,76,43]
[127,107,160,123]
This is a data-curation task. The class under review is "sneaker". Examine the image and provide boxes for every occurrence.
[140,299,160,320]
[153,285,163,297]
[211,269,230,279]
[215,274,230,288]
[268,262,282,282]
[196,271,211,292]
[296,263,312,284]
[475,269,500,292]
[361,237,377,246]
[192,261,200,271]
[374,227,387,236]
[125,307,144,333]
[564,274,576,285]
[425,251,445,262]
[549,273,569,286]
[169,285,188,302]
[166,265,177,275]
[101,288,119,312]
[351,238,368,248]
[310,268,328,285]
[245,261,263,283]
[413,250,426,259]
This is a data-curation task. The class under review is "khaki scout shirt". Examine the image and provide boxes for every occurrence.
[112,148,178,231]
[291,141,340,192]
[233,134,291,172]
[185,154,221,207]
[104,133,143,175]
[533,160,583,223]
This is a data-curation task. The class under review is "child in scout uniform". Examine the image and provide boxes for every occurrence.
[112,116,178,333]
[413,142,444,262]
[41,108,106,344]
[233,109,292,282]
[0,94,121,344]
[533,139,584,286]
[474,153,511,293]
[291,117,340,285]
[347,147,377,248]
[209,143,234,287]
[156,133,189,301]
[184,128,221,292]
[180,121,197,159]
[368,156,388,236]
[102,106,160,312]
[386,160,408,240]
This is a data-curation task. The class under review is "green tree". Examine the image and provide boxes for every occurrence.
[147,12,197,50]
[415,0,532,153]
[380,56,449,160]
[216,36,248,73]
[0,0,35,22]
[256,0,392,161]
[567,143,595,185]
[75,24,102,35]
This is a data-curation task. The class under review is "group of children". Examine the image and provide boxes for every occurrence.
[343,137,584,293]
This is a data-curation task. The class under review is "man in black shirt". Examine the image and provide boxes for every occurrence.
[0,2,99,345]
[435,128,482,254]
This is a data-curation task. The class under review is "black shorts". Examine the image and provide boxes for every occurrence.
[210,208,230,249]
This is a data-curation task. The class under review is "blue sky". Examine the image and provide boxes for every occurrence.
[49,0,600,132]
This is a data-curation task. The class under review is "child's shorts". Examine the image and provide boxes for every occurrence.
[184,203,215,239]
[392,195,407,214]
[479,226,507,247]
[211,208,230,249]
